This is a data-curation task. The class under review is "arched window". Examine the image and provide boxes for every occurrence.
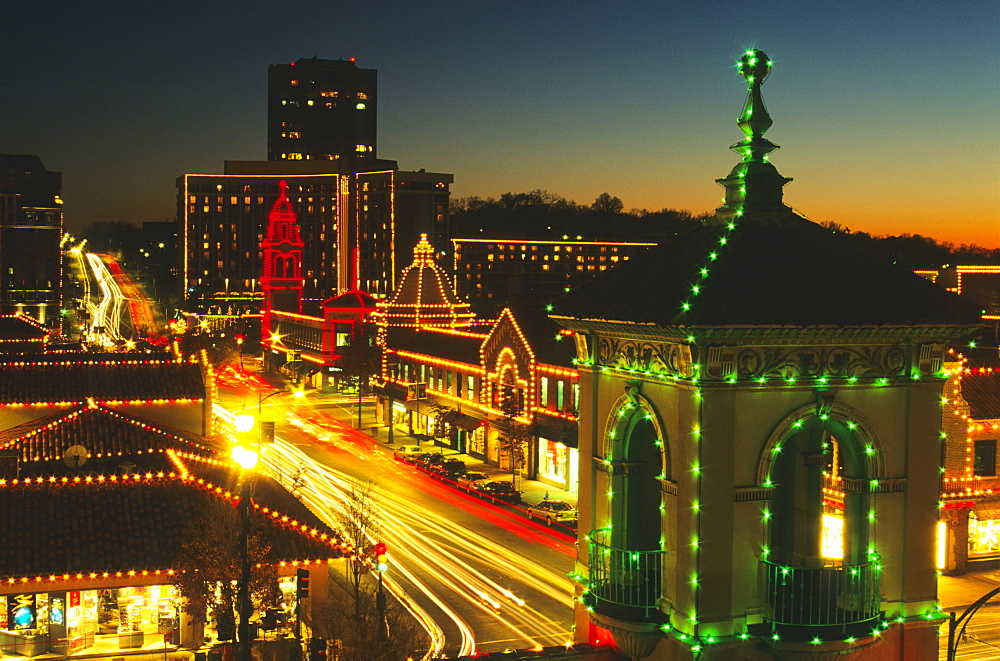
[585,387,667,619]
[759,407,883,634]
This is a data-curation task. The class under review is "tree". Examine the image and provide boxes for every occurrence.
[335,321,381,427]
[592,192,625,214]
[316,585,427,661]
[497,392,532,488]
[173,497,281,638]
[333,481,380,621]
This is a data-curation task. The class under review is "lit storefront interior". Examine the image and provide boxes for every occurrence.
[0,402,349,658]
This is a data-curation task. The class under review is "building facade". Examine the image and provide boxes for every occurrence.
[938,351,1000,573]
[0,155,63,326]
[551,50,980,660]
[372,236,580,491]
[268,57,378,164]
[179,166,451,317]
[452,238,655,316]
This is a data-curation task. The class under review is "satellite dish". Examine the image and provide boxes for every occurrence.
[63,445,89,469]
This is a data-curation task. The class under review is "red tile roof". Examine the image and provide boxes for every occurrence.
[0,403,217,466]
[0,353,205,404]
[0,314,49,342]
[0,471,348,580]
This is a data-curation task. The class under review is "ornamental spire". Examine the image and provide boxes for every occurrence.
[715,49,793,221]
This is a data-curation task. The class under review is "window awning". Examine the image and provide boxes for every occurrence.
[452,414,481,431]
[972,502,1000,521]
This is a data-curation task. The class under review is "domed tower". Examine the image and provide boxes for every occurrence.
[552,50,980,660]
[371,234,474,330]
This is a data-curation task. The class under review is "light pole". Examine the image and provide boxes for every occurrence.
[230,438,258,661]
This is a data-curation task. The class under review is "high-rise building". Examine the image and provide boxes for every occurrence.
[180,58,452,318]
[0,154,63,325]
[268,57,378,164]
[178,162,453,315]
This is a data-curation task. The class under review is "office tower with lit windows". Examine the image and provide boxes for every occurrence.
[268,57,378,164]
[0,154,63,325]
[356,169,454,298]
[178,162,453,315]
[177,167,340,316]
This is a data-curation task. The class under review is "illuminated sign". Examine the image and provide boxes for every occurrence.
[9,594,36,630]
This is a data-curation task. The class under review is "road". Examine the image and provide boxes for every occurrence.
[216,384,576,658]
[942,604,1000,660]
[70,250,158,345]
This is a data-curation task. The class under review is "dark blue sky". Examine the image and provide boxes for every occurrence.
[3,1,997,246]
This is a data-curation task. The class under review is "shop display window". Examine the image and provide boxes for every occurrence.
[969,512,1000,556]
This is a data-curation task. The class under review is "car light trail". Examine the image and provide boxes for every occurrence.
[260,436,573,656]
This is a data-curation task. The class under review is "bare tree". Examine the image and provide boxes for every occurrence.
[333,481,380,621]
[497,395,531,488]
[316,585,427,661]
[173,498,281,638]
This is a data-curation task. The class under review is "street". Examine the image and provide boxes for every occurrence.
[219,382,576,657]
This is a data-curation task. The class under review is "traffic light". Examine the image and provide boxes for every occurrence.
[296,567,310,598]
[374,542,388,572]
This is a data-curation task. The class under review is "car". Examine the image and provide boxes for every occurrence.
[414,452,446,469]
[526,499,578,525]
[456,471,490,490]
[427,458,467,479]
[473,480,522,504]
[392,445,426,462]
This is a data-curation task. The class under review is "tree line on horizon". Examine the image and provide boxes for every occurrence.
[449,190,999,270]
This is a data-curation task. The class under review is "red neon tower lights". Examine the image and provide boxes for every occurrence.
[261,180,305,337]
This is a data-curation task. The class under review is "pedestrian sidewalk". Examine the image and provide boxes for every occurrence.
[305,393,578,512]
[939,568,1000,614]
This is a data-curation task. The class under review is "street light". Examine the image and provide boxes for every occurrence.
[231,441,258,661]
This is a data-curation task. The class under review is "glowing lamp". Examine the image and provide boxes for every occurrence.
[234,414,255,433]
[231,445,258,470]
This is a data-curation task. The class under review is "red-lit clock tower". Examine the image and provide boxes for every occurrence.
[261,180,304,339]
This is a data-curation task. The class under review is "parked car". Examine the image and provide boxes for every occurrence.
[473,480,522,504]
[414,453,446,470]
[456,471,490,490]
[427,458,467,479]
[526,499,578,525]
[392,445,425,462]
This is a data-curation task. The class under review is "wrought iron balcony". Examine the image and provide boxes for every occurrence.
[763,559,882,631]
[583,528,664,620]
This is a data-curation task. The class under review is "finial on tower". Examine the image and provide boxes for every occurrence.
[714,48,792,221]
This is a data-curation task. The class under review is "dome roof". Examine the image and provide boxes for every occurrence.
[322,289,379,310]
[372,234,475,328]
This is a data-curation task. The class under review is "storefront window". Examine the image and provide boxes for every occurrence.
[467,427,485,457]
[0,585,178,657]
[969,512,1000,556]
[537,439,578,490]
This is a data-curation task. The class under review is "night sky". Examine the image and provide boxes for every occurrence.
[4,1,997,247]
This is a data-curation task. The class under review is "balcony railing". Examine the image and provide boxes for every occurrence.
[763,560,881,628]
[584,528,663,620]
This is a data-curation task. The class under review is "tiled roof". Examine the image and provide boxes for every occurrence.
[0,315,49,340]
[386,327,486,366]
[504,304,576,366]
[0,353,205,404]
[322,289,379,310]
[962,372,1000,420]
[552,217,980,328]
[0,471,347,579]
[0,403,217,466]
